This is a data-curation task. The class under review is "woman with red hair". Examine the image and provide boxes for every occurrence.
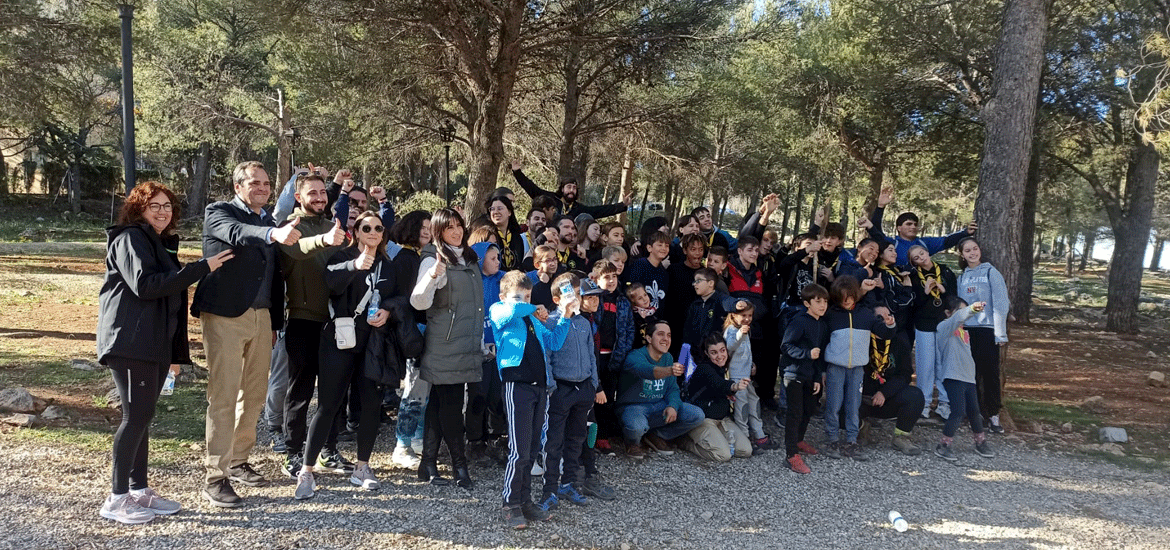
[95,181,233,524]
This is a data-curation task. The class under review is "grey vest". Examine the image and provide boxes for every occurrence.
[419,244,485,385]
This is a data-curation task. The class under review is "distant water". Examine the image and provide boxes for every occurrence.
[1079,231,1166,269]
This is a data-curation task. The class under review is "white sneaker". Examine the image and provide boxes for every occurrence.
[936,403,952,420]
[294,471,317,500]
[100,493,155,525]
[392,444,422,470]
[350,463,380,491]
[132,488,181,515]
[531,456,545,476]
[410,439,424,455]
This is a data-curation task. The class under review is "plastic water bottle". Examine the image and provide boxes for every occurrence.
[160,370,176,396]
[367,289,381,322]
[725,427,736,456]
[888,510,908,532]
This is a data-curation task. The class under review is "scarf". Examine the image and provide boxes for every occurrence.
[497,227,516,268]
[870,334,891,384]
[916,262,943,301]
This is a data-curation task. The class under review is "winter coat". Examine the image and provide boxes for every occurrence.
[97,224,209,365]
[363,296,424,386]
[411,244,485,385]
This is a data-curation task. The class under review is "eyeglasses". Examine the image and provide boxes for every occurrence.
[360,225,384,234]
[147,203,173,212]
[488,206,509,213]
[692,279,711,285]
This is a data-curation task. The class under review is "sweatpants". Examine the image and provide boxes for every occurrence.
[502,381,547,507]
[109,357,168,494]
[942,378,984,438]
[860,385,925,433]
[283,318,324,452]
[467,358,505,443]
[733,383,765,440]
[543,380,594,494]
[968,327,1002,419]
[304,333,381,463]
[783,378,818,458]
[913,329,948,414]
[594,353,621,440]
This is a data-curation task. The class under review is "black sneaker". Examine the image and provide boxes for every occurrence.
[282,453,303,479]
[581,477,616,501]
[318,448,356,474]
[521,501,552,522]
[824,441,843,459]
[843,442,869,462]
[337,428,357,442]
[760,397,780,411]
[203,479,242,508]
[987,415,1005,434]
[271,439,288,454]
[502,505,527,530]
[227,463,268,487]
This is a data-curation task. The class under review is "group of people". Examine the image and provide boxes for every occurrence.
[94,160,1011,529]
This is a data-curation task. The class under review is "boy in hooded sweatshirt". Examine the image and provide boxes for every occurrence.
[821,275,895,461]
[489,271,573,529]
[934,296,996,461]
[467,242,507,464]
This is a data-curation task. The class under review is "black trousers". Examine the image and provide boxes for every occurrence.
[305,332,382,463]
[594,353,621,439]
[501,381,546,507]
[423,383,467,468]
[968,327,1003,418]
[783,378,818,458]
[543,380,594,495]
[466,358,505,442]
[751,335,780,404]
[283,318,324,452]
[860,385,925,434]
[109,357,168,494]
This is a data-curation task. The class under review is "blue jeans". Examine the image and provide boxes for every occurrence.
[942,378,984,438]
[823,364,863,443]
[914,329,948,412]
[619,400,706,443]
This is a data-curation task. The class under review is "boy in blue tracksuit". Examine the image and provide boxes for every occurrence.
[489,270,573,530]
[539,273,605,512]
[822,275,895,461]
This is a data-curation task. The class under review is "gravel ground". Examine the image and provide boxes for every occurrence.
[1,414,1167,550]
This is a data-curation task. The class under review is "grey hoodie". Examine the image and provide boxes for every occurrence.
[956,262,1010,342]
[936,306,977,384]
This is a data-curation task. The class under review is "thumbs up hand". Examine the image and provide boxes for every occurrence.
[356,242,376,271]
[273,217,302,245]
[324,218,346,246]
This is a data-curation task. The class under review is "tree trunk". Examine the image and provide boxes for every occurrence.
[187,141,211,219]
[1014,137,1041,322]
[1064,232,1075,277]
[1152,239,1165,271]
[1079,230,1095,271]
[557,37,583,184]
[974,0,1049,334]
[618,136,635,226]
[1105,141,1159,333]
[793,177,805,236]
[275,89,292,191]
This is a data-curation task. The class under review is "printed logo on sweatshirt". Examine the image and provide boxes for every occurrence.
[954,327,969,345]
[640,378,666,398]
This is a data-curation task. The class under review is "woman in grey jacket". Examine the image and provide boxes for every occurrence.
[96,182,232,524]
[411,208,484,488]
[955,237,1010,433]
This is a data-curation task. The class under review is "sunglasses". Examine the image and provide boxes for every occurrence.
[360,225,384,234]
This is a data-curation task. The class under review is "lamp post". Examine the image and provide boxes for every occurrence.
[438,119,455,206]
[118,4,136,196]
[284,127,301,176]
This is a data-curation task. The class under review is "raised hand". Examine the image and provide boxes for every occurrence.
[341,178,355,193]
[967,220,978,234]
[333,168,353,185]
[860,278,877,292]
[810,347,821,360]
[510,159,522,171]
[207,249,235,272]
[857,216,873,230]
[430,258,446,279]
[272,217,302,245]
[324,218,346,246]
[813,206,827,228]
[878,187,893,208]
[369,185,386,202]
[356,243,376,270]
[623,191,635,206]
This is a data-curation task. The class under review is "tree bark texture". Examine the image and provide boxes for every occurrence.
[1104,141,1158,332]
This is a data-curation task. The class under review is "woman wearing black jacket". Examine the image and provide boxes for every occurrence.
[96,182,233,524]
[295,212,396,499]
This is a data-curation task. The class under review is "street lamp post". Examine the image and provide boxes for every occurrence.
[284,127,301,176]
[118,4,136,196]
[438,119,455,206]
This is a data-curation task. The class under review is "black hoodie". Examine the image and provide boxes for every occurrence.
[96,224,210,366]
[684,359,737,420]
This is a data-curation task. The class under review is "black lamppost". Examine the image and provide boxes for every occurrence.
[284,127,301,175]
[118,4,136,196]
[438,119,455,206]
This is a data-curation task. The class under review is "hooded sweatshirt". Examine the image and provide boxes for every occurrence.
[936,306,978,383]
[471,242,505,345]
[822,304,895,368]
[956,262,1010,342]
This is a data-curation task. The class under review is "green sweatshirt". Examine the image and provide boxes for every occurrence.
[279,208,343,322]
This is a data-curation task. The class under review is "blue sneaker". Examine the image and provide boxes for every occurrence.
[537,492,559,512]
[557,483,588,506]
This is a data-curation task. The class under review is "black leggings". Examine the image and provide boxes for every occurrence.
[425,383,467,467]
[968,327,1002,418]
[109,358,168,494]
[783,379,818,458]
[305,333,382,463]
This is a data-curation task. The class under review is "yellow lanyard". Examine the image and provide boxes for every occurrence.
[498,229,515,267]
[870,334,891,381]
[557,248,570,265]
[916,262,943,300]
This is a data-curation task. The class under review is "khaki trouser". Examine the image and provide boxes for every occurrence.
[681,418,752,462]
[202,309,272,484]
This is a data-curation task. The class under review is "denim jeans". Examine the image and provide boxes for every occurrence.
[942,378,984,438]
[396,358,430,446]
[823,363,863,443]
[619,400,706,443]
[263,332,289,430]
[914,329,948,412]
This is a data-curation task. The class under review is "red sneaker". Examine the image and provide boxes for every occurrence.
[787,454,811,474]
[796,441,819,455]
[596,439,612,452]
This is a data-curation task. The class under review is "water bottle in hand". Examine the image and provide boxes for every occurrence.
[160,370,176,396]
[367,289,381,323]
[888,511,908,532]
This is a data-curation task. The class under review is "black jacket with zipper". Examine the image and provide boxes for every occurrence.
[324,246,397,351]
[97,224,210,366]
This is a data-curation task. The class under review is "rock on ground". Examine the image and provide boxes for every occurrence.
[1099,427,1128,443]
[0,387,36,413]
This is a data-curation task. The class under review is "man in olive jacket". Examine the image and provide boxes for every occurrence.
[277,174,347,474]
[191,161,301,508]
